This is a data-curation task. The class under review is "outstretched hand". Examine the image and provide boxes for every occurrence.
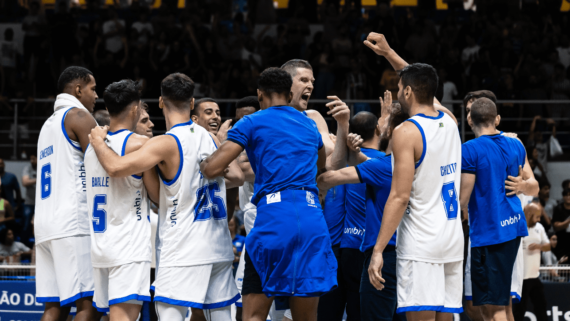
[379,90,392,120]
[326,96,350,124]
[363,33,392,57]
[216,119,232,143]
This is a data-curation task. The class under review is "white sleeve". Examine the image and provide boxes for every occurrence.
[198,133,217,162]
[539,224,549,245]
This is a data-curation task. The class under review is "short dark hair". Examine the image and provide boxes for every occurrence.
[161,73,195,103]
[192,98,217,116]
[399,63,438,105]
[349,111,378,142]
[103,79,141,116]
[236,96,260,111]
[141,101,149,112]
[258,67,292,96]
[281,59,312,77]
[57,66,94,93]
[93,109,110,126]
[563,188,570,196]
[463,90,497,108]
[470,97,497,127]
[562,179,570,190]
[540,180,551,189]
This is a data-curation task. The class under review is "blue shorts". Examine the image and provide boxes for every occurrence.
[245,189,338,297]
[471,237,521,306]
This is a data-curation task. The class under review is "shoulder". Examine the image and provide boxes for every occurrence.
[535,222,546,232]
[304,109,328,130]
[393,120,421,140]
[66,108,96,126]
[125,133,150,154]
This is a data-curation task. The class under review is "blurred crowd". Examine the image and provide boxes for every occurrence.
[0,0,569,125]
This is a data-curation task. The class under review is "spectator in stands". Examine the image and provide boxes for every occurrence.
[0,28,18,96]
[528,147,546,182]
[552,189,570,259]
[131,10,153,47]
[439,68,458,112]
[514,203,550,321]
[21,1,46,82]
[21,153,36,237]
[0,158,22,212]
[538,181,555,230]
[0,185,15,232]
[0,228,32,264]
[558,35,570,70]
[563,180,570,192]
[527,116,555,173]
[550,63,570,123]
[102,7,126,56]
[541,233,568,281]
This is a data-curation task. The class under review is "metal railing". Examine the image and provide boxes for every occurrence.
[2,98,570,160]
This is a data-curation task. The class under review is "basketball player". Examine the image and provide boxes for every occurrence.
[93,109,110,126]
[35,66,100,321]
[462,91,526,321]
[136,102,154,138]
[459,98,538,321]
[365,32,464,321]
[191,98,222,134]
[200,67,337,321]
[317,101,408,321]
[85,79,159,319]
[89,73,242,321]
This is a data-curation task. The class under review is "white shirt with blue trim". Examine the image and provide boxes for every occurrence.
[394,111,464,263]
[84,129,151,268]
[34,94,90,244]
[156,120,234,268]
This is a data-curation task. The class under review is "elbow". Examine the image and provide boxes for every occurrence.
[200,162,219,180]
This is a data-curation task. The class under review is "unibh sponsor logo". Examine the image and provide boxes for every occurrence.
[501,214,521,227]
[344,227,364,236]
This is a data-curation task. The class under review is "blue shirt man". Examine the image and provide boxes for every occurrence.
[202,67,337,306]
[324,185,346,247]
[459,97,539,309]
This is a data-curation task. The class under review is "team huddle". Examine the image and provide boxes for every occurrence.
[33,33,539,321]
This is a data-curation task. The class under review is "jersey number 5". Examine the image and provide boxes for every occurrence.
[92,194,107,233]
[194,182,227,221]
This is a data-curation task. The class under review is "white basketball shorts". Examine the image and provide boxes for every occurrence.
[235,248,246,308]
[465,239,523,302]
[92,261,151,312]
[396,259,463,314]
[153,261,240,309]
[36,235,95,306]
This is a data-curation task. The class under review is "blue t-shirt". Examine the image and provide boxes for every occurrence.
[232,234,246,253]
[462,134,529,247]
[227,106,323,205]
[324,185,346,246]
[355,154,396,252]
[0,172,20,208]
[341,148,385,249]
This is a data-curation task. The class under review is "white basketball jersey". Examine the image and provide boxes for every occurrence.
[35,94,90,244]
[395,111,464,263]
[239,182,257,234]
[84,129,151,268]
[155,120,234,268]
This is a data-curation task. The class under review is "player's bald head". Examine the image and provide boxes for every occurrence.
[470,98,497,128]
[349,111,378,142]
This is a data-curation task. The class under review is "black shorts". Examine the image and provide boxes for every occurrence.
[242,251,289,309]
[471,237,521,306]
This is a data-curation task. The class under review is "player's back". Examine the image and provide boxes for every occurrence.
[84,129,151,267]
[462,134,528,247]
[35,99,89,244]
[397,110,463,263]
[229,106,322,205]
[156,120,234,268]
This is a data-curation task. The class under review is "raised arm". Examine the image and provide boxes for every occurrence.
[201,140,244,180]
[325,96,351,170]
[89,126,175,177]
[368,122,419,290]
[238,152,255,183]
[305,110,335,157]
[363,33,408,71]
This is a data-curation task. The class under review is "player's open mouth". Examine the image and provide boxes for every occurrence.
[301,94,310,102]
[209,122,219,130]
